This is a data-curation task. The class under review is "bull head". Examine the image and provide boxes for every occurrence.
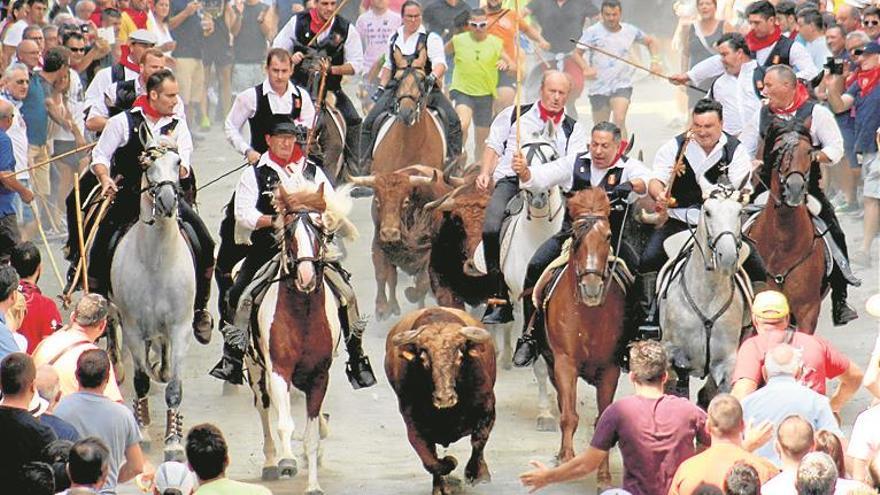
[393,324,491,409]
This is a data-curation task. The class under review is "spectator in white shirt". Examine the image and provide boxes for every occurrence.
[797,9,832,70]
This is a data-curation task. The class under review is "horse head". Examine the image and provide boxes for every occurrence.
[697,177,747,274]
[390,46,428,126]
[567,188,612,307]
[139,136,181,222]
[273,183,330,294]
[520,138,562,218]
[425,174,490,277]
[765,120,813,208]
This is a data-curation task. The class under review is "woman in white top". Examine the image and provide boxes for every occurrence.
[148,0,176,58]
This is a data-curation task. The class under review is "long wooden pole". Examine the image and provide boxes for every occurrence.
[73,173,88,293]
[513,0,522,151]
[306,0,352,47]
[303,66,329,160]
[13,142,96,178]
[28,202,65,289]
[62,195,112,306]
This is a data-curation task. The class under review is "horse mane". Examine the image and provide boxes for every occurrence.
[762,118,811,166]
[567,188,611,219]
[274,182,359,241]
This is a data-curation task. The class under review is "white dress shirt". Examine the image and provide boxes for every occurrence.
[233,153,332,240]
[273,16,365,75]
[485,104,589,181]
[688,58,761,137]
[653,133,752,225]
[686,37,820,87]
[739,102,844,164]
[381,25,446,71]
[91,107,194,172]
[0,96,28,174]
[223,79,316,157]
[84,63,139,111]
[87,78,186,121]
[521,152,652,194]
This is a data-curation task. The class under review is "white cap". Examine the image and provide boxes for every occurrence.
[155,462,197,494]
[128,29,157,45]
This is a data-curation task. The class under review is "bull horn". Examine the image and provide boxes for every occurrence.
[424,192,454,211]
[459,326,491,344]
[446,176,465,187]
[316,182,325,198]
[409,175,435,186]
[392,327,425,347]
[348,175,376,187]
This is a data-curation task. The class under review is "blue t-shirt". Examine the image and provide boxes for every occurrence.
[845,81,880,154]
[0,130,17,217]
[20,72,48,146]
[0,315,19,361]
[170,0,205,59]
[40,413,81,442]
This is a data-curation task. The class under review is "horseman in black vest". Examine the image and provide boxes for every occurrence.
[272,0,364,166]
[210,119,377,389]
[477,71,588,325]
[511,121,663,367]
[217,48,316,324]
[359,0,462,166]
[636,99,769,335]
[740,65,860,326]
[82,69,216,343]
[83,29,158,121]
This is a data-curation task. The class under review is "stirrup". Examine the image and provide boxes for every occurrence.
[346,354,377,390]
[512,335,538,368]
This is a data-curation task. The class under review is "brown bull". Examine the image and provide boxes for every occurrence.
[350,165,452,320]
[385,307,496,495]
[425,175,494,308]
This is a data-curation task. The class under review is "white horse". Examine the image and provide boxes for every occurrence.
[660,182,751,408]
[111,137,194,461]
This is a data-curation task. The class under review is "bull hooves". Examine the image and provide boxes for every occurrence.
[278,458,298,478]
[465,469,491,485]
[536,416,557,432]
[404,287,423,303]
[261,466,280,481]
[391,305,401,316]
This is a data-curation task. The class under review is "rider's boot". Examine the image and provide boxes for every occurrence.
[637,271,661,338]
[193,263,215,345]
[832,286,858,326]
[512,294,540,367]
[209,323,247,385]
[482,274,514,324]
[338,305,377,389]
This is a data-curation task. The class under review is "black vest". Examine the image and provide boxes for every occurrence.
[668,132,740,209]
[107,80,138,117]
[291,12,350,91]
[223,158,319,227]
[387,32,433,76]
[112,110,179,216]
[752,36,794,95]
[563,154,627,233]
[757,100,822,192]
[248,83,303,154]
[110,63,130,84]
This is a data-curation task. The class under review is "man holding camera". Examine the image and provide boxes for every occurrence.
[825,42,880,267]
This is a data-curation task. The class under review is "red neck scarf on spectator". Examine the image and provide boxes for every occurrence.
[124,7,148,28]
[746,25,782,53]
[787,28,798,40]
[269,145,304,167]
[118,45,141,73]
[856,66,880,97]
[133,94,164,120]
[309,8,326,34]
[537,102,563,124]
[771,82,810,115]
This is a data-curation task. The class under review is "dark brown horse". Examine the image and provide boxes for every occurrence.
[749,120,826,333]
[540,188,625,490]
[244,183,345,493]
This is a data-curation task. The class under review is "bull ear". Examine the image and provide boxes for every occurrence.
[348,175,376,187]
[316,182,325,198]
[392,328,423,347]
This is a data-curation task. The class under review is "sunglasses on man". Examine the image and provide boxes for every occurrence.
[469,21,488,29]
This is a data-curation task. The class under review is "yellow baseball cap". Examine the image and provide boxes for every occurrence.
[753,290,790,319]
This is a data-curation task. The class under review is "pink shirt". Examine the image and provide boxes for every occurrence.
[355,8,402,71]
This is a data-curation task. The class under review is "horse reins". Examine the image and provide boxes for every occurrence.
[571,213,613,302]
[680,257,737,379]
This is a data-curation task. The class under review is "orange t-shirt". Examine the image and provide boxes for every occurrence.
[486,8,527,61]
[669,443,779,495]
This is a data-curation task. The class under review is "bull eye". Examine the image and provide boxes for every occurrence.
[705,210,712,218]
[402,197,411,208]
[420,350,430,367]
[374,198,381,208]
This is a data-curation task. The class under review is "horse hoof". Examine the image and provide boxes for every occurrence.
[404,287,422,304]
[261,466,280,481]
[536,415,557,432]
[278,458,297,478]
[305,490,324,495]
[390,304,401,316]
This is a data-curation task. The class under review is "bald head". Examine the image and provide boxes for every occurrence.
[0,99,13,119]
[35,365,60,407]
[764,344,802,379]
[539,70,572,114]
[776,415,814,463]
[766,65,797,87]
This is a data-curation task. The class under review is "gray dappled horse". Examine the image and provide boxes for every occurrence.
[111,137,195,461]
[660,181,751,407]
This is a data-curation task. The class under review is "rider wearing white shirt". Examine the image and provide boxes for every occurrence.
[212,120,376,389]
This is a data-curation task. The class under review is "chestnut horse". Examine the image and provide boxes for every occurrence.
[370,47,445,174]
[539,188,625,490]
[244,184,346,495]
[748,120,826,333]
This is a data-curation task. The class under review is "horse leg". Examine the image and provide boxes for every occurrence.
[553,357,579,463]
[465,409,494,485]
[372,245,393,321]
[268,371,297,475]
[304,372,330,495]
[498,320,513,371]
[163,330,187,462]
[246,363,280,481]
[595,367,621,492]
[698,375,719,411]
[133,367,152,450]
[534,356,556,432]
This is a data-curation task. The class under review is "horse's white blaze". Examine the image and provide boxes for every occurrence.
[294,217,317,290]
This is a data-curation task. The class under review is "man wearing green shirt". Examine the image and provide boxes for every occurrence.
[186,423,271,494]
[447,8,511,156]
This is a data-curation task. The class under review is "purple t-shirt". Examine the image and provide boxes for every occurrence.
[591,394,710,495]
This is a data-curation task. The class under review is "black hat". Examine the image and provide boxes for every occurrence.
[269,120,299,135]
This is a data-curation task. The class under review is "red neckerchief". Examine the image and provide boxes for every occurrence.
[269,145,305,167]
[856,66,880,97]
[771,82,810,115]
[118,45,141,73]
[537,102,563,124]
[746,25,783,53]
[309,8,326,34]
[787,28,798,40]
[846,68,860,88]
[124,7,148,28]
[608,140,629,168]
[132,94,164,120]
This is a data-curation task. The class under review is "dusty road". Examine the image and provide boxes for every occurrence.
[36,77,879,495]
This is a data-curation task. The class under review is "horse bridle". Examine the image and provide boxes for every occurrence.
[279,209,329,278]
[688,201,742,272]
[392,64,428,116]
[771,131,812,208]
[139,145,181,226]
[571,214,612,302]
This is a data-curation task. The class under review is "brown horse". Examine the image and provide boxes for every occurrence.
[748,120,826,333]
[540,188,625,490]
[244,183,346,494]
[370,47,445,174]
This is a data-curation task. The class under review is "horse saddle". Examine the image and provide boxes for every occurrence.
[533,238,635,310]
[372,109,447,161]
[471,194,527,275]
